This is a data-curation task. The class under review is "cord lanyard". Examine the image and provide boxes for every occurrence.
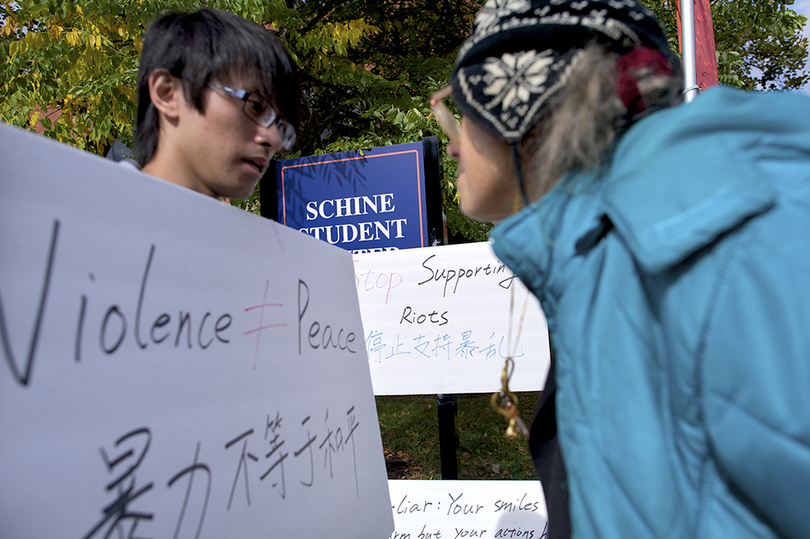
[491,283,530,439]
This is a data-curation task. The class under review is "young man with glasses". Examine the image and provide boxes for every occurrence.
[133,8,301,199]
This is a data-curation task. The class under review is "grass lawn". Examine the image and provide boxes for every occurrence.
[377,392,540,480]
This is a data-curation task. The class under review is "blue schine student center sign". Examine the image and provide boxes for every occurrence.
[266,139,442,253]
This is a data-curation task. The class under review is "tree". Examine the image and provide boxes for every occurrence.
[713,0,809,90]
[643,0,809,90]
[1,0,168,153]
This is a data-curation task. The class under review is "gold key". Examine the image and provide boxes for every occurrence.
[492,289,531,439]
[492,389,530,439]
[491,354,530,439]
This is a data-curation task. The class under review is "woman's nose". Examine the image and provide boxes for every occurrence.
[447,140,460,160]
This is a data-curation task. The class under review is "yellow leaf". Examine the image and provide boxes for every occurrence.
[76,5,83,15]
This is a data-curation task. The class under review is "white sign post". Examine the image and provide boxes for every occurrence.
[0,124,393,538]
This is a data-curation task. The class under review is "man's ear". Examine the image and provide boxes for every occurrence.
[148,69,184,120]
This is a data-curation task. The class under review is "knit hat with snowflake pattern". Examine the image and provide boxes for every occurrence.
[451,0,679,143]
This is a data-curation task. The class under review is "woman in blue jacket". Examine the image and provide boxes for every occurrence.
[430,1,810,538]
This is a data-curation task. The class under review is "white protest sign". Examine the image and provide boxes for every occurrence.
[0,124,393,538]
[388,480,548,539]
[353,243,550,395]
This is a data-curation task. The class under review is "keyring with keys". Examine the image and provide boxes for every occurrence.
[490,283,530,439]
[491,357,530,439]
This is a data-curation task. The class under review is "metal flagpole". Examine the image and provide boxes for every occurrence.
[681,0,700,102]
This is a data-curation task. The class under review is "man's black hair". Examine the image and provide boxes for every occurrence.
[134,8,301,166]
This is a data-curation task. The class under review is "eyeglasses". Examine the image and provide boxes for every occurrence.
[429,86,461,142]
[207,82,297,150]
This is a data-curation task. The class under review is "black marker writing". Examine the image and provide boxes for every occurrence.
[447,492,484,516]
[134,245,155,350]
[84,427,154,539]
[260,411,288,499]
[400,306,449,326]
[225,429,257,510]
[418,254,509,297]
[395,495,435,515]
[70,245,233,360]
[0,219,59,386]
[347,406,360,498]
[494,526,538,538]
[455,528,487,538]
[493,493,540,513]
[167,442,211,539]
[293,415,317,487]
[298,279,357,355]
[75,278,91,362]
[101,305,127,354]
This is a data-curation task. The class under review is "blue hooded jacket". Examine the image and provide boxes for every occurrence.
[490,86,810,539]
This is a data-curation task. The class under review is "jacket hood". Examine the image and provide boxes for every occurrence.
[601,86,810,273]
